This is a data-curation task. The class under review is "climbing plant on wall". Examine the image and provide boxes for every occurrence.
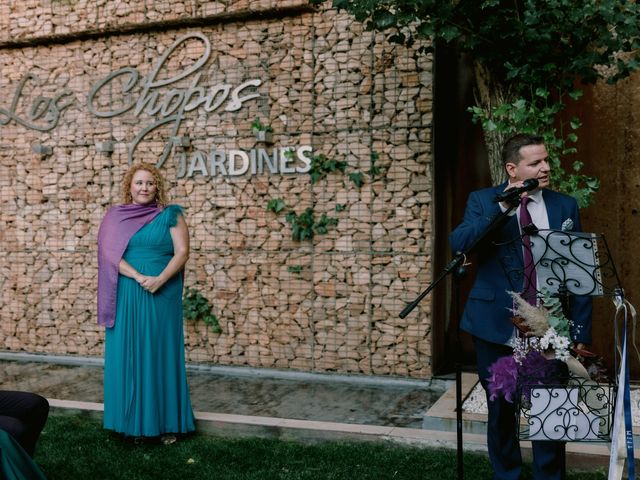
[318,0,640,207]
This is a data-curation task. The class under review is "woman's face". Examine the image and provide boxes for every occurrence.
[130,169,157,205]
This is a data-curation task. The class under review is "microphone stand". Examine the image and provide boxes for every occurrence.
[400,200,518,480]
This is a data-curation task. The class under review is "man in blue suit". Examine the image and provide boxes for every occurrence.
[450,134,592,479]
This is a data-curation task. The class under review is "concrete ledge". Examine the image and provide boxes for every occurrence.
[424,372,488,434]
[194,410,491,450]
[48,398,485,449]
[49,399,104,412]
[0,351,441,389]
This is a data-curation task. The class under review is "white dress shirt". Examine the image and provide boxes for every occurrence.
[517,190,549,231]
[499,189,550,230]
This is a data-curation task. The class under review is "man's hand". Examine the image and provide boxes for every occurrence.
[500,181,528,209]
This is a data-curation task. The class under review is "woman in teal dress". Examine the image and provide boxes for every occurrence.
[98,163,195,443]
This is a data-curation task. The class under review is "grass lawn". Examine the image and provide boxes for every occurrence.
[33,414,609,479]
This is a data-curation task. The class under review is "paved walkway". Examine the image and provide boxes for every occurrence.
[0,353,443,428]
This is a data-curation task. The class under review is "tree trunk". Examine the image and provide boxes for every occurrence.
[473,61,515,186]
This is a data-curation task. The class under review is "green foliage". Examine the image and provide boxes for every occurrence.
[348,172,365,188]
[286,209,315,241]
[265,148,381,238]
[183,288,221,333]
[469,90,599,207]
[287,265,303,274]
[315,213,339,234]
[38,412,605,479]
[309,154,348,184]
[329,1,640,91]
[326,0,640,207]
[268,197,343,241]
[266,198,286,214]
[285,207,338,241]
[283,148,295,159]
[250,118,273,132]
[540,288,571,338]
[368,151,382,178]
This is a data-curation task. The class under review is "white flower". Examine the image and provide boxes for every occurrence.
[540,327,557,350]
[535,326,572,363]
[511,337,529,364]
[556,349,570,362]
[554,335,570,349]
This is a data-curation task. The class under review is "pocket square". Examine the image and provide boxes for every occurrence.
[561,218,574,231]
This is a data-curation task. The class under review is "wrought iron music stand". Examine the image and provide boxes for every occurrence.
[499,228,622,442]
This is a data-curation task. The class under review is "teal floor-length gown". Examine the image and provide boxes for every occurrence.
[103,205,195,437]
[0,429,47,480]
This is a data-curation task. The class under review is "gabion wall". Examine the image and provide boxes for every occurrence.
[0,0,434,378]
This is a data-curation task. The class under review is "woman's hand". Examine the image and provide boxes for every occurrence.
[138,275,165,294]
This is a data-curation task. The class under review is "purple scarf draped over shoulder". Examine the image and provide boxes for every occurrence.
[97,203,162,328]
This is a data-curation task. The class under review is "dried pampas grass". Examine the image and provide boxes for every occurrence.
[508,291,550,337]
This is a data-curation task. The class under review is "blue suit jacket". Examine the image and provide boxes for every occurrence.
[449,183,592,345]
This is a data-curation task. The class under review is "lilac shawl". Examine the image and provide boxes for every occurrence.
[97,203,162,328]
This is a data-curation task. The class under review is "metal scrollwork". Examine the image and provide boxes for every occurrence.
[517,377,615,442]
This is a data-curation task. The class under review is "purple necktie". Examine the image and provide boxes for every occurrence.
[520,196,537,304]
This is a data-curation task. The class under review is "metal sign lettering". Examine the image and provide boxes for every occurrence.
[0,33,311,177]
[86,32,262,167]
[177,146,312,178]
[0,73,75,131]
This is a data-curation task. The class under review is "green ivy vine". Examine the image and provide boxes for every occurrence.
[183,288,221,333]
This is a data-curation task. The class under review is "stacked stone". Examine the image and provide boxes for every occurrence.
[0,1,434,378]
[0,1,312,44]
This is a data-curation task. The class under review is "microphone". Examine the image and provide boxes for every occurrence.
[493,178,539,203]
[522,223,539,235]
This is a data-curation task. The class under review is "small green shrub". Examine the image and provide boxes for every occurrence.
[250,118,273,132]
[183,288,221,333]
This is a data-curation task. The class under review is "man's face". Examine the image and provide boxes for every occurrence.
[505,143,551,189]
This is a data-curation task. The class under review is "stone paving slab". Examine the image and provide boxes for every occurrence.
[0,353,445,428]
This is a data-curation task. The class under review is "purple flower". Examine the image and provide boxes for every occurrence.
[518,351,562,400]
[488,356,519,403]
[487,351,562,403]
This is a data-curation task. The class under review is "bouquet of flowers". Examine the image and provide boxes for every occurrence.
[487,288,581,403]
